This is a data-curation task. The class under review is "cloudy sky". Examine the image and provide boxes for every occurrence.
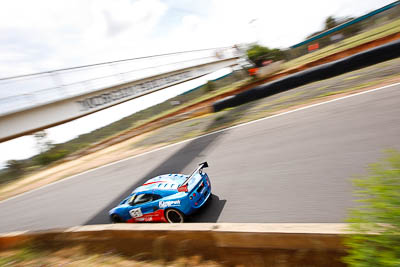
[0,0,394,77]
[0,0,394,166]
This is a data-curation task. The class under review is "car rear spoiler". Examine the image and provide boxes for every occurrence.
[177,162,209,192]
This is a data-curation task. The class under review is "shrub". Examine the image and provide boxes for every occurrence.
[203,81,216,93]
[344,150,400,267]
[35,150,69,166]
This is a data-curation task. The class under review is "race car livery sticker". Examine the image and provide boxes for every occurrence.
[129,208,143,218]
[200,187,206,195]
[159,200,181,208]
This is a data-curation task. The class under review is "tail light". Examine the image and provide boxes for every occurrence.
[177,185,188,192]
[205,176,210,186]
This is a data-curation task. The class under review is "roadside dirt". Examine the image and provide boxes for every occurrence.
[0,245,222,267]
[0,133,168,201]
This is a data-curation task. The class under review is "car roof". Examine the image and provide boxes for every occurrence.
[133,174,188,194]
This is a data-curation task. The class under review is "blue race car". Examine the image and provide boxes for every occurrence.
[109,162,211,223]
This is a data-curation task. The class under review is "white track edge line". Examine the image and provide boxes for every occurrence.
[1,81,399,204]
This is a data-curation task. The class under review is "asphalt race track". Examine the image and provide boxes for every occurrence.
[1,83,400,233]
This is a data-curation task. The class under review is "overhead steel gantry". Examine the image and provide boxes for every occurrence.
[0,47,242,142]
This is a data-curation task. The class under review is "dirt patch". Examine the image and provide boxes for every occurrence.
[0,245,223,267]
[0,133,167,201]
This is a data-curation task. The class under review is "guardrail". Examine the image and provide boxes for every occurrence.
[0,223,348,266]
[213,38,400,112]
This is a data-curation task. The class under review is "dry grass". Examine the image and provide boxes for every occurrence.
[0,245,224,267]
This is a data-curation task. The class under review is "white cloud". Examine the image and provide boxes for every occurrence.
[159,0,395,50]
[0,0,168,76]
[0,0,393,76]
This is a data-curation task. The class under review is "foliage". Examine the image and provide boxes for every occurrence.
[0,160,26,185]
[341,17,361,36]
[0,246,41,266]
[5,160,24,176]
[325,16,339,30]
[246,44,284,66]
[203,81,216,93]
[34,149,69,166]
[344,150,400,267]
[33,131,54,153]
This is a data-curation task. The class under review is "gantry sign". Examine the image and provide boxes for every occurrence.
[0,47,241,142]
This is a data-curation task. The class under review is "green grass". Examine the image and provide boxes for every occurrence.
[344,75,362,81]
[0,246,42,266]
[0,245,222,266]
[271,90,306,104]
[283,18,400,70]
[344,150,400,267]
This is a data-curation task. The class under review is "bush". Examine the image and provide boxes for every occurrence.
[246,44,284,67]
[203,81,216,93]
[344,150,400,267]
[34,150,69,166]
[5,160,25,176]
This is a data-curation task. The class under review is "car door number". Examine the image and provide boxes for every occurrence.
[129,208,143,218]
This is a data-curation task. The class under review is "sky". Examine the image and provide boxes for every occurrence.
[0,0,395,167]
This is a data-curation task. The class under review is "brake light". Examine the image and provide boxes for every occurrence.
[193,193,196,197]
[177,185,188,192]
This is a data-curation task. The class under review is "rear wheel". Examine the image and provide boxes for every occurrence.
[110,214,123,223]
[165,209,184,223]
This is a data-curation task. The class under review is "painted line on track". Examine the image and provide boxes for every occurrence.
[1,81,399,204]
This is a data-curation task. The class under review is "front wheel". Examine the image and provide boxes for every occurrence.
[165,209,185,223]
[110,214,123,223]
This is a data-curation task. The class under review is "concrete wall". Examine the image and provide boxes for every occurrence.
[0,223,348,266]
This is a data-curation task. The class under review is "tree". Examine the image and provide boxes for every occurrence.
[33,131,53,153]
[325,16,339,30]
[6,160,24,176]
[203,81,216,93]
[344,150,400,266]
[35,149,69,166]
[341,17,361,36]
[246,44,284,67]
